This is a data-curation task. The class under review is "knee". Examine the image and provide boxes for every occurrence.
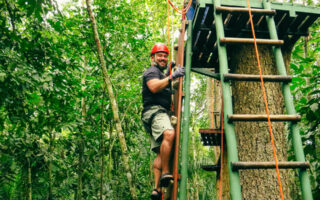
[163,129,175,142]
[153,155,161,169]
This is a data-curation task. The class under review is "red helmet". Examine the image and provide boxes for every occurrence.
[150,43,169,56]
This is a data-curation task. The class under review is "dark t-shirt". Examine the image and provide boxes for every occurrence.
[142,65,171,113]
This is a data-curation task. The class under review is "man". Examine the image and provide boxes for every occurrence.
[141,43,185,199]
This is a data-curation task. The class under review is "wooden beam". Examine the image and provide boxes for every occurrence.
[220,37,284,45]
[216,6,276,15]
[191,68,220,79]
[201,165,220,172]
[224,73,292,82]
[228,114,301,122]
[231,161,310,171]
[199,128,223,134]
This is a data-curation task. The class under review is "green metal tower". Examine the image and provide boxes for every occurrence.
[178,0,320,199]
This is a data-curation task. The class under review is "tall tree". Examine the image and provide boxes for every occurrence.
[226,45,293,199]
[85,0,137,199]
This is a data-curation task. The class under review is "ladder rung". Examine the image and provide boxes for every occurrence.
[220,37,284,45]
[224,73,292,82]
[228,114,301,122]
[199,128,222,134]
[199,129,222,146]
[201,165,220,172]
[216,6,276,15]
[231,161,310,171]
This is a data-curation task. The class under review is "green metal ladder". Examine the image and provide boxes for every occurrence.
[197,0,313,199]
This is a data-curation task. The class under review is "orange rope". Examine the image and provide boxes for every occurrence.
[168,0,192,14]
[246,0,284,199]
[167,0,174,112]
[166,0,191,112]
[162,188,164,200]
[164,0,190,198]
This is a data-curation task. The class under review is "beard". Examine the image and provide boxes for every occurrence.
[153,60,167,71]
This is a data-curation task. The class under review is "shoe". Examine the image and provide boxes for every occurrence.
[150,189,161,200]
[159,173,173,187]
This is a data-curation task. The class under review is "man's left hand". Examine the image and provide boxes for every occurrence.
[170,66,185,80]
[165,61,176,76]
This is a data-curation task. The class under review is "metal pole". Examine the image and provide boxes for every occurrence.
[263,1,313,199]
[213,0,242,199]
[172,20,187,200]
[179,20,192,200]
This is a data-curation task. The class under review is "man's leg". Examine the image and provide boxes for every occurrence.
[149,111,175,187]
[160,129,175,174]
[153,153,161,191]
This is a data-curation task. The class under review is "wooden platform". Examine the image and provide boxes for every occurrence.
[199,128,223,146]
[191,0,320,70]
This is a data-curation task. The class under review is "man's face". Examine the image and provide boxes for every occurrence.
[152,52,168,69]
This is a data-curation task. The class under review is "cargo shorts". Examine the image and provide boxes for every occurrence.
[142,105,174,153]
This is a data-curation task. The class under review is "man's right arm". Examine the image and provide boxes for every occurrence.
[147,77,171,93]
[146,66,185,93]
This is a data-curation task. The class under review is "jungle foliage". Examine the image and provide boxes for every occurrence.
[0,0,319,199]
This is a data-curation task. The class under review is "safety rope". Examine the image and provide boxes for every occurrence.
[168,0,193,14]
[167,0,193,113]
[163,0,190,199]
[167,0,174,112]
[245,0,284,199]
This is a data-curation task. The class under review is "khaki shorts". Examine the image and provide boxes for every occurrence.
[142,105,174,153]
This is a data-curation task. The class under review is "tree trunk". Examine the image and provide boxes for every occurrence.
[205,78,230,199]
[27,158,32,200]
[206,78,215,128]
[100,89,105,200]
[77,137,84,200]
[48,128,53,200]
[4,0,16,32]
[228,44,292,199]
[85,1,137,199]
[191,130,199,200]
[107,123,114,180]
[77,68,87,200]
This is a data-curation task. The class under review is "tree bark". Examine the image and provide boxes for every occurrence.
[205,78,230,199]
[48,128,53,200]
[191,129,199,200]
[85,1,137,199]
[100,89,105,200]
[27,158,32,200]
[77,65,87,200]
[4,0,16,32]
[107,123,115,180]
[228,44,292,199]
[77,137,84,200]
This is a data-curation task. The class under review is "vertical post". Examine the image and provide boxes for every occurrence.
[213,0,242,199]
[172,20,187,200]
[263,1,313,199]
[179,20,192,200]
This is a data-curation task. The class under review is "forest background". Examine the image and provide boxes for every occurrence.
[0,0,319,199]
